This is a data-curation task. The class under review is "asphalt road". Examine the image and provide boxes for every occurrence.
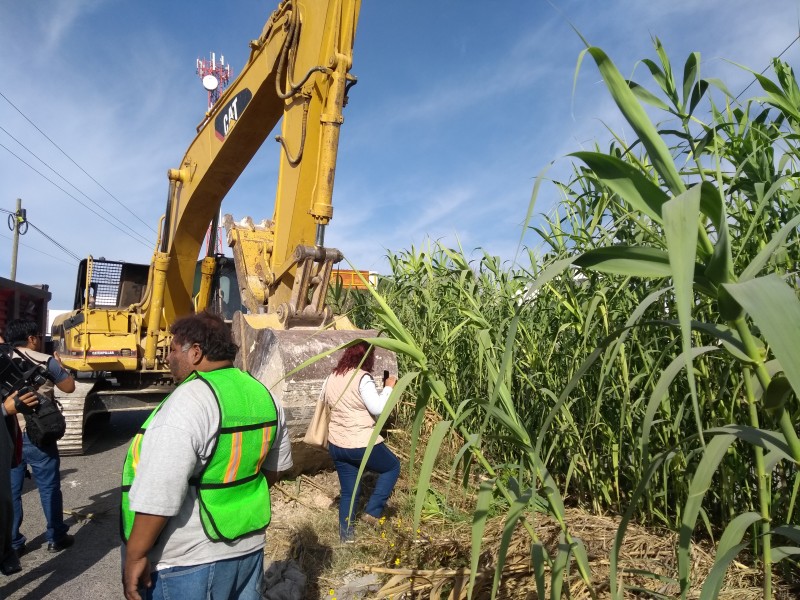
[1,410,149,600]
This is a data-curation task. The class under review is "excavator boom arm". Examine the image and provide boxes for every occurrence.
[50,0,397,463]
[149,0,361,332]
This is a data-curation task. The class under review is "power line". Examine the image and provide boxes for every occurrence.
[27,222,83,262]
[0,90,156,235]
[0,124,154,245]
[0,231,78,267]
[0,207,82,261]
[0,141,153,249]
[735,33,800,101]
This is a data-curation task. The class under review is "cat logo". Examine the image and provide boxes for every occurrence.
[214,89,253,141]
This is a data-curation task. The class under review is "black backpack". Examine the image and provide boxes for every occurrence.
[7,349,67,448]
[24,394,66,448]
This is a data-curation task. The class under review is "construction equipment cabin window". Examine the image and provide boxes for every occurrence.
[73,259,149,310]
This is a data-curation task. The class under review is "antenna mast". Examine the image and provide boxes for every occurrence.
[196,52,233,110]
[197,52,233,256]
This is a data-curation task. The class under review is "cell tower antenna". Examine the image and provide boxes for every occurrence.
[196,52,233,110]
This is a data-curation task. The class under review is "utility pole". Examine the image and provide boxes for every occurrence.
[9,198,28,281]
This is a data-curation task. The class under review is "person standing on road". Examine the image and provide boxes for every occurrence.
[0,394,11,582]
[1,389,39,578]
[0,402,10,595]
[325,341,400,541]
[6,319,75,565]
[121,311,293,600]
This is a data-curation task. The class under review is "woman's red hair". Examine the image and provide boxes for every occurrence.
[332,341,375,375]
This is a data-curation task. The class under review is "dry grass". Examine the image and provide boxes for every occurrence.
[266,445,797,600]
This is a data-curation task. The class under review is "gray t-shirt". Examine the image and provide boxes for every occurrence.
[127,375,293,570]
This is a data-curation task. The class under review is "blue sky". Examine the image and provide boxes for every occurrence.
[1,0,799,309]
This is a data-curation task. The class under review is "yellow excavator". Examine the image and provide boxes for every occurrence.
[51,0,394,459]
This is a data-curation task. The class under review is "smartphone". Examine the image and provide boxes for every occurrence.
[383,370,390,384]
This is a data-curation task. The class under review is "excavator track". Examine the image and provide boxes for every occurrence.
[57,381,94,456]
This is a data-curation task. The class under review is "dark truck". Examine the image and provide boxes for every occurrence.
[0,276,50,342]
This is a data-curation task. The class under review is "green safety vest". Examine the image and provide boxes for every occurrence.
[120,368,278,543]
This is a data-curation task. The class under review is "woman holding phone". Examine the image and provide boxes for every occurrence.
[324,341,400,541]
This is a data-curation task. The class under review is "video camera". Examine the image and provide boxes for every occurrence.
[0,343,55,413]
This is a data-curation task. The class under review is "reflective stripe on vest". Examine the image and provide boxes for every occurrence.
[120,369,278,543]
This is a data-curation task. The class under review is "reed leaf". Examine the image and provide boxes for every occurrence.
[531,542,548,600]
[697,181,733,286]
[570,151,668,221]
[491,493,530,599]
[627,80,671,112]
[663,187,704,446]
[681,52,700,112]
[678,433,737,597]
[704,425,794,463]
[582,46,685,195]
[773,524,800,544]
[549,534,571,600]
[688,321,755,363]
[574,246,672,277]
[700,512,763,600]
[771,546,800,563]
[413,419,452,535]
[469,479,494,598]
[724,276,800,397]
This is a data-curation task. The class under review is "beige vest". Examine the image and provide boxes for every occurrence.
[325,369,383,448]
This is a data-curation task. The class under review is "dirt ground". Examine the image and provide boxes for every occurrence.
[265,468,387,600]
[2,412,797,600]
[265,460,800,600]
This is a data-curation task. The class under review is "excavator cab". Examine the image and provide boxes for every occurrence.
[68,256,242,319]
[54,254,245,385]
[70,258,149,311]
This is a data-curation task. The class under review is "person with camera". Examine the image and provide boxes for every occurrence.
[324,341,400,541]
[5,318,75,568]
[1,389,38,578]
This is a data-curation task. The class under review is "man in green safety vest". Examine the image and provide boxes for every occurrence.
[121,312,293,600]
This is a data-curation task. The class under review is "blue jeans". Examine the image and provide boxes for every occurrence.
[10,433,68,548]
[146,549,263,600]
[328,442,400,540]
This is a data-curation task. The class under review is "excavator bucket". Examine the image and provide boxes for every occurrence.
[225,215,398,472]
[232,312,397,472]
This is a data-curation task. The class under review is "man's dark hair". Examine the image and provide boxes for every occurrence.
[170,311,237,362]
[5,318,39,346]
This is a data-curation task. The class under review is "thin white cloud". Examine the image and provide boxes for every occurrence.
[26,0,111,56]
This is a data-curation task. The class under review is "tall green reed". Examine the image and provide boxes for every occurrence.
[327,41,800,598]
